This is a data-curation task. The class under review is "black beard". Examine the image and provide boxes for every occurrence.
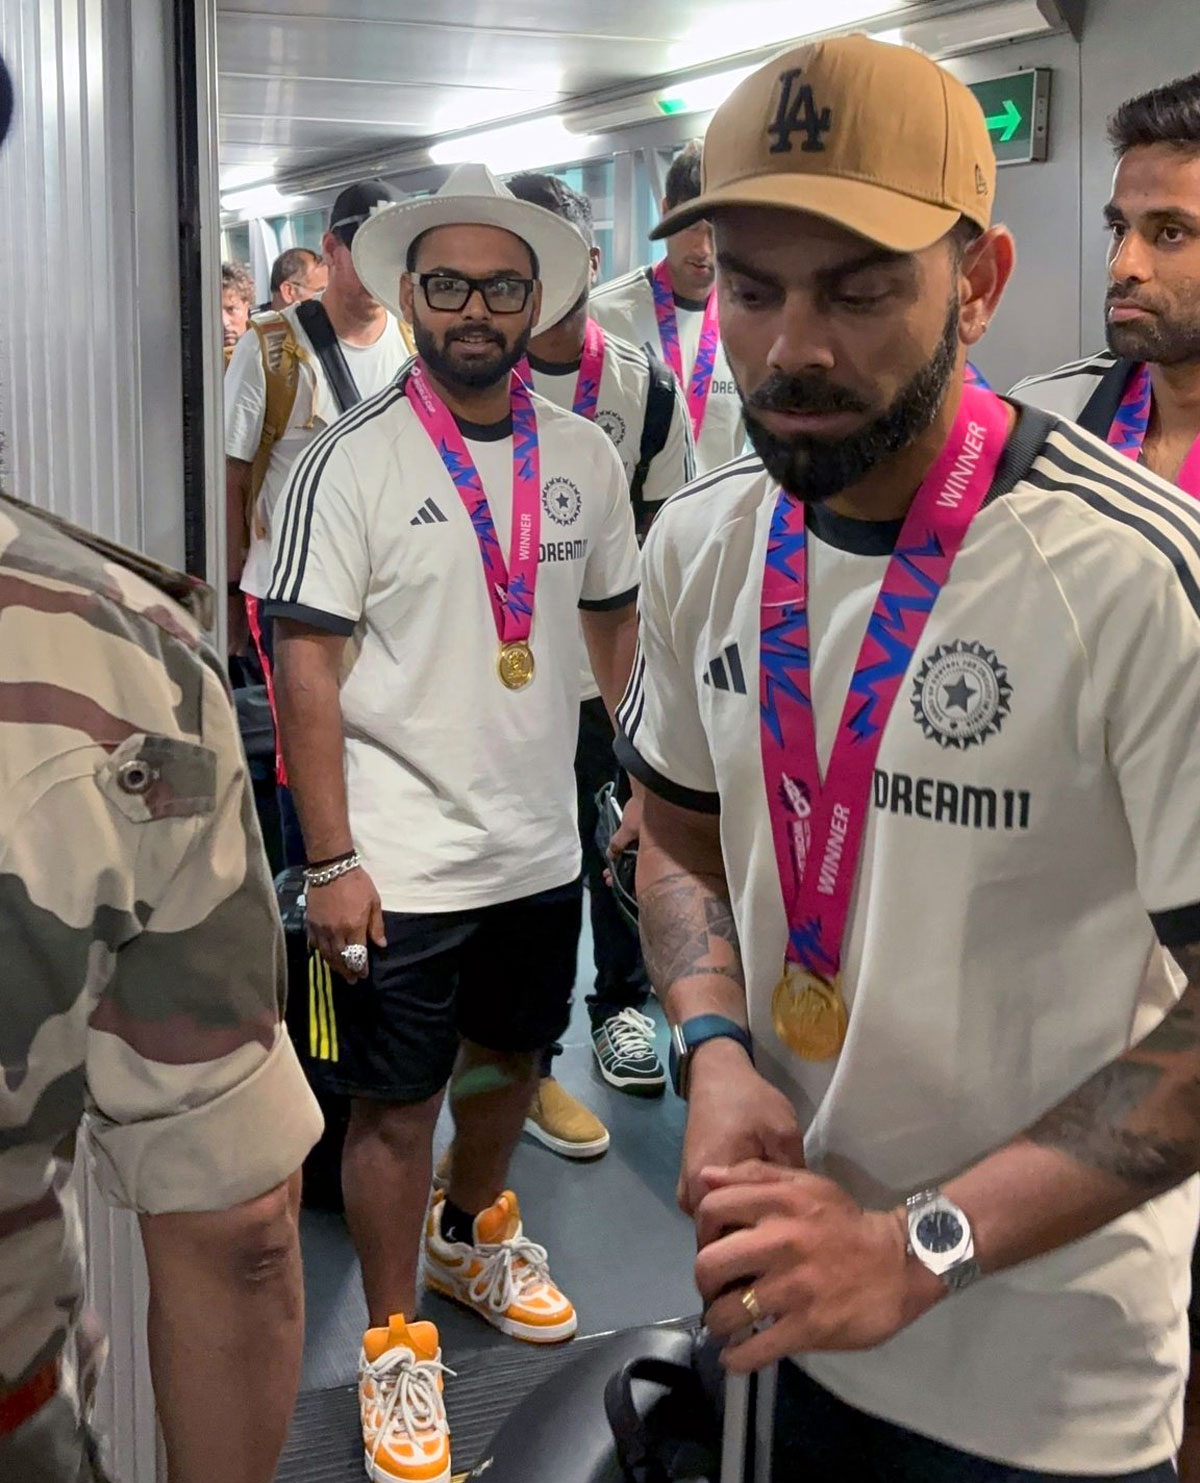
[413,318,531,391]
[1105,310,1200,366]
[741,301,961,503]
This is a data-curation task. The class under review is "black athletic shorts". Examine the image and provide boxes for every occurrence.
[302,878,583,1105]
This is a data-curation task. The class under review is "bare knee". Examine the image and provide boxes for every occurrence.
[348,1093,442,1157]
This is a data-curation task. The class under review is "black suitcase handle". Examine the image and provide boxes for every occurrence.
[604,1356,711,1481]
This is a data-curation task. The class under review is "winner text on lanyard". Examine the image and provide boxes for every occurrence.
[760,383,1010,1060]
[1107,361,1200,497]
[650,260,719,444]
[405,362,542,691]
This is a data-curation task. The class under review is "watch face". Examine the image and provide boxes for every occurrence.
[916,1209,964,1255]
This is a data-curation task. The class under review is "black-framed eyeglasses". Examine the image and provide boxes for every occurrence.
[417,271,534,314]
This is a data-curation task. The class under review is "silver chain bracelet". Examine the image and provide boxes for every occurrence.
[303,853,363,889]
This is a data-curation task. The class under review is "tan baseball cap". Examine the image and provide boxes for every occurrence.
[652,33,996,252]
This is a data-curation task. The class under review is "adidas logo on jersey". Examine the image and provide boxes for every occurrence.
[410,498,448,526]
[702,644,747,695]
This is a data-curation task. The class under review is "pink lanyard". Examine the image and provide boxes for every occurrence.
[1107,362,1200,497]
[405,362,541,647]
[515,318,606,421]
[650,260,719,443]
[760,384,1010,982]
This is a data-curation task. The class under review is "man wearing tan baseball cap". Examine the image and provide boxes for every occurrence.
[620,32,1200,1480]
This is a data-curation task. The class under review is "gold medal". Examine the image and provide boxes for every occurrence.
[771,964,848,1061]
[497,640,535,691]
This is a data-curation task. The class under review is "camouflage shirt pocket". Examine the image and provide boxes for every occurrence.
[95,734,217,823]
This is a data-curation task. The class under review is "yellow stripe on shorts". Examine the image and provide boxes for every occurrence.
[307,954,319,1060]
[323,959,339,1063]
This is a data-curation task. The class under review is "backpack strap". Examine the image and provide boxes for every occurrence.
[1076,356,1136,440]
[296,298,361,414]
[630,353,677,537]
[246,314,310,534]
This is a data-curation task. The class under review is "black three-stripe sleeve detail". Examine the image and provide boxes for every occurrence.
[580,584,638,612]
[614,731,721,814]
[616,650,646,737]
[1031,429,1200,619]
[269,375,411,604]
[261,601,356,635]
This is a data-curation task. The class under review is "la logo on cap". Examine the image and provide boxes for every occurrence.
[768,67,834,155]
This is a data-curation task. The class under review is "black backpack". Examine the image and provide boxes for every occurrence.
[630,354,679,538]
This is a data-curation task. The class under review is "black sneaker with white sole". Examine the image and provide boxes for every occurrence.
[590,1008,666,1095]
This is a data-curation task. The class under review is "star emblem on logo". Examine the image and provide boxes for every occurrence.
[911,640,1011,749]
[542,476,581,527]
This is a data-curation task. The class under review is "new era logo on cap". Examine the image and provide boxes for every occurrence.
[410,498,447,526]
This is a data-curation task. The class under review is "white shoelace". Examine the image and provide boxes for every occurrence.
[604,1007,658,1060]
[364,1345,453,1467]
[469,1234,554,1314]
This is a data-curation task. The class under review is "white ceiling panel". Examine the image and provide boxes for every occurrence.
[214,1,1040,188]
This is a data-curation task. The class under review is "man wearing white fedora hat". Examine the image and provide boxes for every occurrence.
[264,163,641,1483]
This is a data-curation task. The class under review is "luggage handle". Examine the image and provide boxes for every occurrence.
[604,1356,706,1481]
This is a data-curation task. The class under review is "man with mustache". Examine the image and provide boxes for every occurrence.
[619,34,1200,1478]
[591,141,746,475]
[264,165,640,1482]
[1014,73,1200,495]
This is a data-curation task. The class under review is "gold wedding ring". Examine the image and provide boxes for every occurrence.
[741,1287,763,1324]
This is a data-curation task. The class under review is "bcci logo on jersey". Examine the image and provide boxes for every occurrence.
[911,640,1011,749]
[542,476,582,526]
[597,410,627,449]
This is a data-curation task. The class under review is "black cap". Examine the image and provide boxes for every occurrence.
[0,55,13,148]
[329,180,401,246]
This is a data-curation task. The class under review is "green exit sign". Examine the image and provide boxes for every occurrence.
[968,69,1051,166]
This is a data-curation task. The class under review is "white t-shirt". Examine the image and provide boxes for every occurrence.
[264,367,640,913]
[527,328,694,701]
[590,266,745,477]
[224,302,413,597]
[1010,347,1130,425]
[616,407,1200,1473]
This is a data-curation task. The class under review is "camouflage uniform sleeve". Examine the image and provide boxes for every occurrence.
[82,641,323,1214]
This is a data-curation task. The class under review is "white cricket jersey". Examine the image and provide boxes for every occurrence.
[1009,348,1123,423]
[224,302,413,598]
[527,328,694,702]
[590,266,746,476]
[264,367,640,913]
[617,406,1200,1473]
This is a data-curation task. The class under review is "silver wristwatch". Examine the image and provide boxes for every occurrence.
[904,1188,980,1293]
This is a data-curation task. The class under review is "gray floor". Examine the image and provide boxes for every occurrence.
[297,908,700,1392]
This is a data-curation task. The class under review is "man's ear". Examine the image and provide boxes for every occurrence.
[959,225,1016,349]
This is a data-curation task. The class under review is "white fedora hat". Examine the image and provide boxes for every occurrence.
[352,163,589,336]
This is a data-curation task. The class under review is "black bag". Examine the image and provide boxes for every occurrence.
[630,355,679,538]
[465,1326,721,1483]
[594,777,638,931]
[276,866,351,1213]
[234,683,275,761]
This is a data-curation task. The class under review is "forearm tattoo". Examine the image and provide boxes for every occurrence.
[639,870,746,996]
[1027,942,1200,1191]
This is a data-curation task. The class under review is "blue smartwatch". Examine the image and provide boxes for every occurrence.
[669,1015,755,1098]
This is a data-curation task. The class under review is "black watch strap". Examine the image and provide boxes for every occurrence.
[669,1014,754,1098]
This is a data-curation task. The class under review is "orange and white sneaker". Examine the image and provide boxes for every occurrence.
[358,1314,452,1483]
[424,1190,577,1343]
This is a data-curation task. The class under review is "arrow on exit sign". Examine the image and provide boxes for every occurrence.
[985,98,1023,144]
